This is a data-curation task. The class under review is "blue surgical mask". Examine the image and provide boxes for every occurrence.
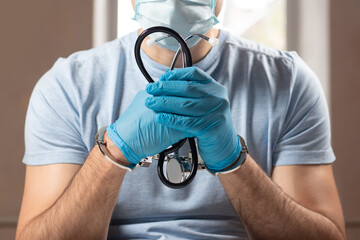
[133,0,219,51]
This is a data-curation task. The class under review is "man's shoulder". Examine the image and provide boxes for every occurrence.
[35,31,138,92]
[221,30,319,90]
[221,30,295,63]
[59,30,137,68]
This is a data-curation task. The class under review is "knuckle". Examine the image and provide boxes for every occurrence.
[157,81,164,89]
[160,96,168,104]
[207,93,217,102]
[182,99,192,108]
[217,99,230,114]
[219,83,228,94]
[186,82,197,93]
[221,98,230,108]
[190,66,198,73]
[218,112,227,123]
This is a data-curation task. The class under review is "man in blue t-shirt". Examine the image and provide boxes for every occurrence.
[16,0,346,239]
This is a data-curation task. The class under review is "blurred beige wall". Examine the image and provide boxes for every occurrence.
[0,1,92,239]
[330,0,360,239]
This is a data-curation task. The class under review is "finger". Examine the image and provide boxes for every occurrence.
[145,96,217,117]
[156,112,221,137]
[146,81,217,98]
[155,113,200,133]
[160,66,213,83]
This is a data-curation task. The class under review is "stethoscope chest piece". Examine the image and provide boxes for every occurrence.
[166,156,192,184]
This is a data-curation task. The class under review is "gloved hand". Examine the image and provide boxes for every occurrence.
[107,91,187,166]
[145,67,242,173]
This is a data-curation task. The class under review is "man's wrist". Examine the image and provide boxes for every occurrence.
[103,132,131,166]
[206,135,248,175]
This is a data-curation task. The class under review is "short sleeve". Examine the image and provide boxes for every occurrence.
[23,59,89,165]
[273,54,335,166]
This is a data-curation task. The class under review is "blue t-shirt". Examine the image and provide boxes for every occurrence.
[23,30,335,239]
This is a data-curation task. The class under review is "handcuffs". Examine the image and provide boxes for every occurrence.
[96,127,248,178]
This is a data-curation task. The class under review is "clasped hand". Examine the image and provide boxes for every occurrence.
[107,67,241,172]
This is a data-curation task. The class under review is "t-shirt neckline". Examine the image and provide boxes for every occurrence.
[129,29,227,79]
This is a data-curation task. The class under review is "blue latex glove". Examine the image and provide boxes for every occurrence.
[107,91,187,166]
[145,67,242,172]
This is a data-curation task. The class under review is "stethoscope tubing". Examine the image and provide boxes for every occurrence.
[134,26,192,82]
[134,26,198,189]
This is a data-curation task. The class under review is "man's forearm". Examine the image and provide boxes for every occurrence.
[17,145,126,240]
[219,155,345,240]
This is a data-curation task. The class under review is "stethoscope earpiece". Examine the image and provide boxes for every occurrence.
[146,32,219,49]
[208,38,219,47]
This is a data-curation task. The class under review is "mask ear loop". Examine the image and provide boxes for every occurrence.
[134,26,198,189]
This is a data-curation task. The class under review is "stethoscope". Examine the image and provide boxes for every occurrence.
[134,26,218,189]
